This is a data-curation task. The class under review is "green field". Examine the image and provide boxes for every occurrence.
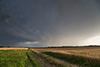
[0,50,40,67]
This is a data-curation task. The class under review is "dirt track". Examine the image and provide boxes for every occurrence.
[31,50,79,67]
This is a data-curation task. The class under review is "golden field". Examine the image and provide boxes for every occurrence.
[33,47,100,59]
[0,48,28,50]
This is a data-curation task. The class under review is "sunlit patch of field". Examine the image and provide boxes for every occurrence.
[0,48,28,50]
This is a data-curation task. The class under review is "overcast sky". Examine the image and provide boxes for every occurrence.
[0,0,100,47]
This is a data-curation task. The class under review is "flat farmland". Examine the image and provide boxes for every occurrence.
[0,50,33,67]
[0,48,79,67]
[34,47,100,59]
[0,49,41,67]
[33,47,100,67]
[0,47,100,67]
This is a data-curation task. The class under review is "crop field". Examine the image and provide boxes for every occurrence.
[33,47,100,67]
[0,47,100,67]
[34,47,100,59]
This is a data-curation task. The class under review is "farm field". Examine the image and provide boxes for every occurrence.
[0,50,41,67]
[0,47,100,67]
[34,47,100,59]
[0,48,79,67]
[33,47,100,67]
[0,50,32,67]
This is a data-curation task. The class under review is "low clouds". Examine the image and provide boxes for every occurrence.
[16,41,41,47]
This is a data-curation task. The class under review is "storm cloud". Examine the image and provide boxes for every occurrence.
[0,0,100,47]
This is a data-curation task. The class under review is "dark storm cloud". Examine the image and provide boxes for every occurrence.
[0,0,60,46]
[0,0,100,47]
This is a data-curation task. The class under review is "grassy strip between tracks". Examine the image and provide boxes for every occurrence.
[26,50,41,67]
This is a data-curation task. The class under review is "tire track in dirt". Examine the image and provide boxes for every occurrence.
[30,50,56,67]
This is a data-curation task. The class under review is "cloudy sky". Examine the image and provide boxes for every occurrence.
[0,0,100,47]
